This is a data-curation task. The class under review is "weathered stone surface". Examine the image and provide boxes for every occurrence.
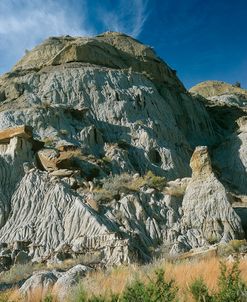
[190,81,247,195]
[189,146,212,177]
[164,177,191,196]
[0,32,245,268]
[50,169,76,177]
[181,146,245,246]
[20,271,60,301]
[53,264,91,301]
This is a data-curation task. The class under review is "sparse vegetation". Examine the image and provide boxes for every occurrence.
[92,188,113,203]
[102,156,112,164]
[190,277,213,302]
[43,136,56,147]
[2,258,247,302]
[59,129,69,136]
[121,269,177,302]
[103,171,166,193]
[217,240,247,257]
[143,170,166,190]
[229,240,247,252]
[41,100,52,109]
[135,119,144,126]
[215,260,247,302]
[0,263,43,284]
[233,81,241,88]
[91,171,166,204]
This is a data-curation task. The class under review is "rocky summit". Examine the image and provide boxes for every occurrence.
[0,32,246,272]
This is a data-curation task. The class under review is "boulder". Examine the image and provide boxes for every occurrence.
[53,265,91,301]
[20,271,60,301]
[14,251,31,265]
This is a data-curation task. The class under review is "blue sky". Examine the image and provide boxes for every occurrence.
[0,0,246,89]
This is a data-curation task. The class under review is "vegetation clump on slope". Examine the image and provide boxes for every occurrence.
[91,171,166,204]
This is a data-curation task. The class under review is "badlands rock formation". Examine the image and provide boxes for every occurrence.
[0,33,246,271]
[190,80,247,195]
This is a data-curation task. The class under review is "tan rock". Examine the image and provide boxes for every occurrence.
[190,146,212,178]
[37,149,60,171]
[0,125,33,143]
[12,32,185,90]
[37,148,77,171]
[190,80,247,99]
[50,169,75,177]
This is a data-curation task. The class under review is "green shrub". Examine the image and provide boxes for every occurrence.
[91,171,166,204]
[69,285,87,302]
[68,285,118,302]
[143,171,166,190]
[121,269,177,302]
[102,173,133,196]
[59,129,69,136]
[190,277,213,302]
[0,292,12,302]
[102,156,112,164]
[43,136,55,147]
[229,240,247,252]
[92,188,113,204]
[44,294,54,302]
[0,263,44,284]
[135,120,144,126]
[189,260,247,302]
[101,171,166,197]
[214,260,247,302]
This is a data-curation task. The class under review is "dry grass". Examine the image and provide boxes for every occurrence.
[2,257,247,302]
[0,263,45,285]
[6,288,53,302]
[75,257,247,301]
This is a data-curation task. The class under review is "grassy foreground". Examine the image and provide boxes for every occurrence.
[1,257,247,302]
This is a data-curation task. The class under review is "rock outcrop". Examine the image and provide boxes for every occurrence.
[190,80,247,105]
[0,33,246,270]
[181,146,244,245]
[190,80,247,195]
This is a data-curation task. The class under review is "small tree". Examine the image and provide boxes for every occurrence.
[234,81,241,88]
[190,277,213,302]
[121,269,177,302]
[215,260,247,302]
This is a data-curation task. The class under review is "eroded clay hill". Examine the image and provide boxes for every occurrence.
[0,32,246,270]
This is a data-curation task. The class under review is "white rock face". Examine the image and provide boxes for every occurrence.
[0,33,245,266]
[182,146,244,245]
